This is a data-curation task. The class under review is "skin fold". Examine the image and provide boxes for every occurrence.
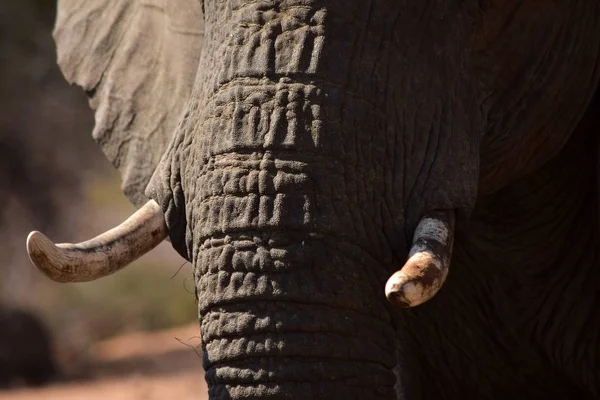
[49,1,600,399]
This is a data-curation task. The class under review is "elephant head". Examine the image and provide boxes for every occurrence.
[27,1,600,399]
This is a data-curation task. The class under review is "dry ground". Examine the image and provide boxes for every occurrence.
[0,323,209,400]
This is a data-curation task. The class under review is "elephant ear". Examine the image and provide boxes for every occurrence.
[54,0,204,207]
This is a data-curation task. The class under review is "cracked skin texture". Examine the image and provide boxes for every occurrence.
[54,0,600,399]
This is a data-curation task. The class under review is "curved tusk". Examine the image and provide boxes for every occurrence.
[26,200,167,283]
[385,210,455,308]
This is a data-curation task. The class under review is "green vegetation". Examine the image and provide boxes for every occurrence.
[37,259,197,342]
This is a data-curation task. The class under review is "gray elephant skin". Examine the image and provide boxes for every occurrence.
[43,1,600,399]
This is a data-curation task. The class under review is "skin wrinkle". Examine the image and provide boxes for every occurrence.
[551,246,593,365]
[195,262,383,314]
[204,336,394,368]
[419,102,443,211]
[200,307,393,343]
[380,10,402,252]
[336,4,363,241]
[208,366,396,386]
[206,369,395,389]
[208,382,394,400]
[209,368,394,385]
[196,239,380,293]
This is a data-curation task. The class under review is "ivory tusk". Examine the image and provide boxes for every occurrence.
[385,210,455,307]
[26,200,167,283]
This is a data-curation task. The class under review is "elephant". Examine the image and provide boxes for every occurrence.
[25,0,600,399]
[0,306,56,387]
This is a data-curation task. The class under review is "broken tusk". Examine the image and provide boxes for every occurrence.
[26,200,167,282]
[385,210,455,307]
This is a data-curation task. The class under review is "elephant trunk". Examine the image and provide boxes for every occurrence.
[175,110,400,397]
[195,224,398,398]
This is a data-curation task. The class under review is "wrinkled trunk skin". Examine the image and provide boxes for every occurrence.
[197,232,397,398]
[192,102,401,396]
[150,1,480,398]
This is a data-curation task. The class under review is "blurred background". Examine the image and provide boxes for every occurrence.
[0,2,206,398]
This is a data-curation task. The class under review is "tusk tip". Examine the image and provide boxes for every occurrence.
[26,231,63,281]
[385,269,440,308]
[26,230,51,260]
[385,271,421,308]
[27,230,45,247]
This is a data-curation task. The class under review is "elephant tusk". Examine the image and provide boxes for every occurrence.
[26,200,167,283]
[385,210,455,307]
